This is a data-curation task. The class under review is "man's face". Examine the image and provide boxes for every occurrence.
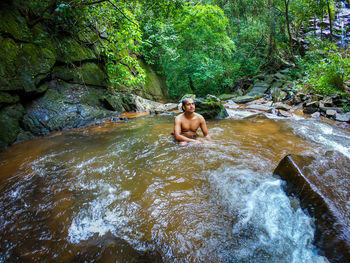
[183,99,195,113]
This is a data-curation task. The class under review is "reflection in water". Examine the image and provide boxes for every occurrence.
[0,114,348,262]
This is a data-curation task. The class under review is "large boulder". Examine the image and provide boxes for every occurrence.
[0,41,56,92]
[52,63,109,87]
[0,5,32,41]
[194,95,228,119]
[0,103,25,149]
[22,84,119,136]
[273,153,350,263]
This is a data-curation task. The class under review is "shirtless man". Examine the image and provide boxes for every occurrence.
[174,98,211,145]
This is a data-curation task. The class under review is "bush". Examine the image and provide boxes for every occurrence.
[294,39,350,95]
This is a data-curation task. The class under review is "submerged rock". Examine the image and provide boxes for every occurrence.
[273,153,350,263]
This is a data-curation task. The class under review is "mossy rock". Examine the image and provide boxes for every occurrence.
[0,6,32,41]
[194,95,228,119]
[77,27,99,44]
[218,93,238,100]
[0,38,19,82]
[0,92,19,106]
[81,63,108,87]
[16,43,56,92]
[181,94,196,101]
[103,94,125,112]
[52,63,108,87]
[0,103,25,150]
[55,38,96,63]
[1,43,55,92]
[138,58,168,101]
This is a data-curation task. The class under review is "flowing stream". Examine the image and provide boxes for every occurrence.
[0,112,349,262]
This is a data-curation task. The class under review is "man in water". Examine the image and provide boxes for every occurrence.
[174,98,211,145]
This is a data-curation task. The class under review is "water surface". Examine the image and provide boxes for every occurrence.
[1,113,349,262]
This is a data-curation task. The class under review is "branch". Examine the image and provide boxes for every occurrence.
[107,0,139,28]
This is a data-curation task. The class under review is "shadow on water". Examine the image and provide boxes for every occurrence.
[0,114,349,262]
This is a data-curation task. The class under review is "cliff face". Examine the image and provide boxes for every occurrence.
[0,0,168,150]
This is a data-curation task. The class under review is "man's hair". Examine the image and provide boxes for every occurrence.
[181,97,193,112]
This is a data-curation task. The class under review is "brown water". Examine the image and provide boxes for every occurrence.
[0,113,349,262]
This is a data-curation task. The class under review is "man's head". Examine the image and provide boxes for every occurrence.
[181,98,195,113]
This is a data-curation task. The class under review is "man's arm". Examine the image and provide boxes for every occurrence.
[200,116,211,140]
[174,116,197,143]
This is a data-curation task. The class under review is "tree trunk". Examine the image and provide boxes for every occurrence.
[284,0,294,60]
[327,0,333,40]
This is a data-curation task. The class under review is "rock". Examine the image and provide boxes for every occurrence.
[118,93,169,113]
[218,93,238,100]
[232,95,258,104]
[138,58,168,101]
[181,94,196,101]
[164,103,178,111]
[194,95,228,119]
[22,86,118,136]
[273,153,350,263]
[303,101,319,114]
[271,81,284,89]
[103,94,125,112]
[0,92,19,106]
[0,5,32,41]
[224,100,240,109]
[0,43,56,92]
[246,81,270,96]
[326,109,337,117]
[270,87,287,102]
[0,103,25,150]
[246,104,273,112]
[319,106,344,113]
[273,72,287,80]
[273,102,292,111]
[311,111,321,119]
[335,112,350,122]
[55,38,96,64]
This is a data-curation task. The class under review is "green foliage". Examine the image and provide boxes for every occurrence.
[294,39,350,95]
[86,1,145,89]
[142,4,236,98]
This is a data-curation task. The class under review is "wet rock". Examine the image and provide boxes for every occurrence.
[72,234,162,263]
[311,111,321,119]
[246,104,273,112]
[273,153,350,263]
[335,112,350,122]
[0,103,25,149]
[273,102,292,111]
[224,100,240,109]
[22,86,118,136]
[319,106,344,113]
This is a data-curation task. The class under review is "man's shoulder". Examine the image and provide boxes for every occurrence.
[194,112,205,120]
[175,113,184,120]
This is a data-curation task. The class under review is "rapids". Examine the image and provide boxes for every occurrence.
[0,112,349,262]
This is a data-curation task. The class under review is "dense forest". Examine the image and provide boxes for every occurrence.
[12,0,350,99]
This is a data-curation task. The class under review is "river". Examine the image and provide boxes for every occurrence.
[0,111,349,262]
